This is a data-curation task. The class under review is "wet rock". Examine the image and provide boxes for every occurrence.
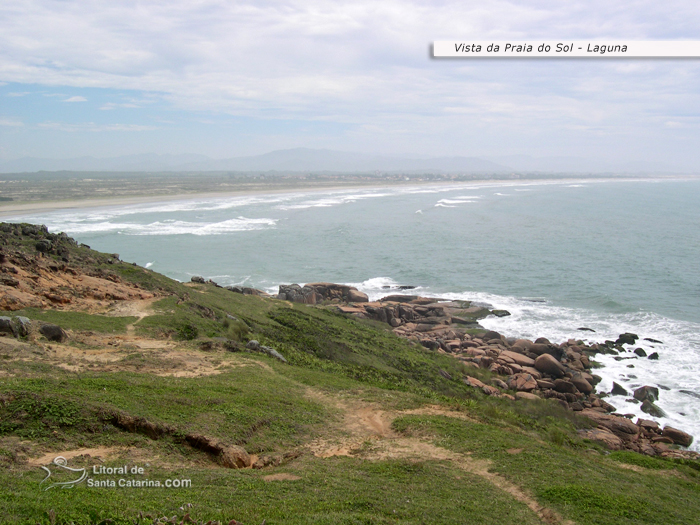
[641,400,666,418]
[491,310,511,317]
[633,347,647,357]
[611,382,628,396]
[644,337,663,344]
[577,327,596,332]
[648,352,659,360]
[634,385,659,403]
[616,333,638,345]
[679,390,700,400]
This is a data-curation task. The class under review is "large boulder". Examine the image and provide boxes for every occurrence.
[39,323,68,342]
[611,382,628,396]
[662,426,693,447]
[346,288,369,303]
[580,409,639,439]
[578,428,623,450]
[570,376,593,394]
[634,385,659,403]
[500,350,535,367]
[553,379,578,394]
[534,354,565,378]
[0,316,13,335]
[641,400,666,418]
[616,333,638,345]
[483,330,505,343]
[507,373,538,392]
[11,316,31,337]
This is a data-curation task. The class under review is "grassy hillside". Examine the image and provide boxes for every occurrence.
[1,224,699,524]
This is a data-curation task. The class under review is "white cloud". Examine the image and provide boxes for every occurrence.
[0,117,24,126]
[64,96,87,102]
[0,1,699,162]
[7,91,30,97]
[37,121,157,132]
[99,102,141,110]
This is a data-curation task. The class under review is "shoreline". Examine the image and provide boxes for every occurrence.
[0,175,688,219]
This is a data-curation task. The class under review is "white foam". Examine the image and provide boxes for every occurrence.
[43,216,278,236]
[347,277,425,301]
[437,199,477,205]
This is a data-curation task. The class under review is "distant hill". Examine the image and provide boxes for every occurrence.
[0,148,689,174]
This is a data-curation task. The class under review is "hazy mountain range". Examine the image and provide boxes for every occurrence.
[0,148,690,174]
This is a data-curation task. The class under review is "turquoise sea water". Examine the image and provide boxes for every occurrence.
[9,177,700,449]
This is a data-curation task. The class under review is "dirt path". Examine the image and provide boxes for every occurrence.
[304,388,571,525]
[104,298,158,335]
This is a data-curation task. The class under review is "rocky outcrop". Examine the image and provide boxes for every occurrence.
[0,223,156,311]
[278,282,368,304]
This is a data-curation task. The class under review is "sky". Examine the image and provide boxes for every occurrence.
[1,0,700,168]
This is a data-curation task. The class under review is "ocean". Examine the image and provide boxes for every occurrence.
[8,177,700,450]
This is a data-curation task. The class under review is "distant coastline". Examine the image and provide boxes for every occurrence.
[0,174,690,219]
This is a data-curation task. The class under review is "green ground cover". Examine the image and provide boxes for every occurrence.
[1,237,698,524]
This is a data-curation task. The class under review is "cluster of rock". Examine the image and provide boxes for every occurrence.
[311,290,697,457]
[336,294,497,330]
[0,314,68,342]
[277,283,369,304]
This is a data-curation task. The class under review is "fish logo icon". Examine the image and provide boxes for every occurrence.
[39,456,88,490]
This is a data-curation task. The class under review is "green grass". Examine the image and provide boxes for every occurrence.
[2,455,546,525]
[2,308,136,334]
[0,355,328,454]
[390,414,700,525]
[1,239,699,524]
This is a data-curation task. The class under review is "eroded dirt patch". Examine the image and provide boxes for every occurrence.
[263,473,301,481]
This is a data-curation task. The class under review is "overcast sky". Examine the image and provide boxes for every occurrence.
[1,0,699,168]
